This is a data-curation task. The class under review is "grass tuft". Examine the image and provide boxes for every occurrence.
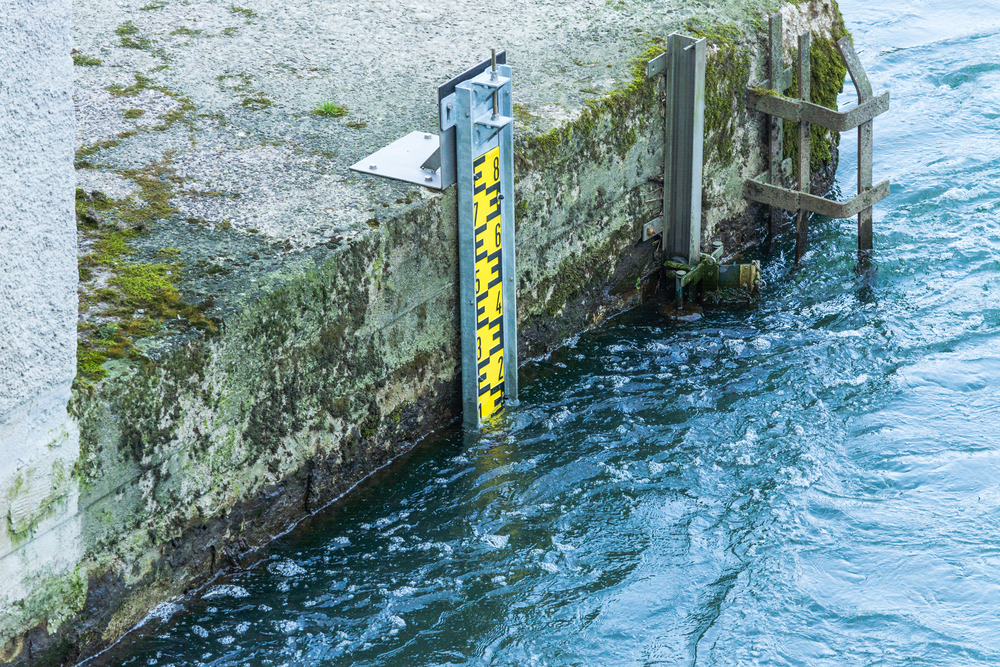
[314,101,348,118]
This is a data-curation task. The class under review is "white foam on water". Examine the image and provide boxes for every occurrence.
[138,602,183,627]
[191,625,209,638]
[218,636,235,645]
[482,534,509,549]
[235,622,251,635]
[268,560,307,577]
[274,619,299,634]
[202,585,250,599]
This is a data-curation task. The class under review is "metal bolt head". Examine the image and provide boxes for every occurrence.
[424,175,433,182]
[369,164,377,170]
[424,134,432,140]
[713,240,723,249]
[675,270,687,278]
[646,226,655,237]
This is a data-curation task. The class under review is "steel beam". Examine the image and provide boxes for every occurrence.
[795,32,811,264]
[662,34,706,264]
[838,36,875,255]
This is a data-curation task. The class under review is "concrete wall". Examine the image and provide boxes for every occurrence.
[0,0,81,661]
[1,0,849,663]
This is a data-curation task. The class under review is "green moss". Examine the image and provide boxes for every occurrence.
[111,263,180,307]
[170,26,202,36]
[140,1,165,8]
[75,133,135,166]
[74,157,216,383]
[92,231,136,263]
[221,26,239,36]
[520,39,663,165]
[78,350,109,382]
[124,108,145,119]
[345,120,367,129]
[106,73,156,97]
[782,31,849,172]
[683,20,753,162]
[217,72,253,92]
[512,103,533,125]
[241,95,273,110]
[0,566,89,649]
[73,53,102,67]
[121,35,153,50]
[102,75,197,141]
[115,20,140,35]
[229,4,257,18]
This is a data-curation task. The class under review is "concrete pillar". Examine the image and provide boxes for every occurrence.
[0,0,80,654]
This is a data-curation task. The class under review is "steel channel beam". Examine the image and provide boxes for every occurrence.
[746,176,890,219]
[796,32,811,264]
[498,63,518,402]
[768,13,784,247]
[663,34,706,265]
[745,90,890,132]
[838,36,876,254]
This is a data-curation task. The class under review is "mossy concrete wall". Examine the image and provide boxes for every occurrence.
[0,0,82,663]
[2,0,849,663]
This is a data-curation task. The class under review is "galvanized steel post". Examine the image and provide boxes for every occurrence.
[769,13,784,249]
[838,37,876,255]
[647,33,706,265]
[796,32,811,264]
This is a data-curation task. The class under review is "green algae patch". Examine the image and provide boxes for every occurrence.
[519,40,664,167]
[73,52,102,67]
[0,566,88,652]
[782,10,851,173]
[75,158,215,385]
[111,264,180,307]
[241,95,273,110]
[684,20,753,163]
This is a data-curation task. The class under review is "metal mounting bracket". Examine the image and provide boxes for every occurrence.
[665,241,762,308]
[349,52,507,190]
[645,34,707,265]
[744,14,890,261]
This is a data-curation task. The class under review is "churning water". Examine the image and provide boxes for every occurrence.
[101,1,1000,664]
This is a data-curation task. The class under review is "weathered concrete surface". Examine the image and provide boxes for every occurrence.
[3,0,849,663]
[0,0,83,662]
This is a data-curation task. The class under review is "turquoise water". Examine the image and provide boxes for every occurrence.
[100,2,1000,664]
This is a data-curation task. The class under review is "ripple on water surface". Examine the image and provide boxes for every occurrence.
[104,2,1000,665]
